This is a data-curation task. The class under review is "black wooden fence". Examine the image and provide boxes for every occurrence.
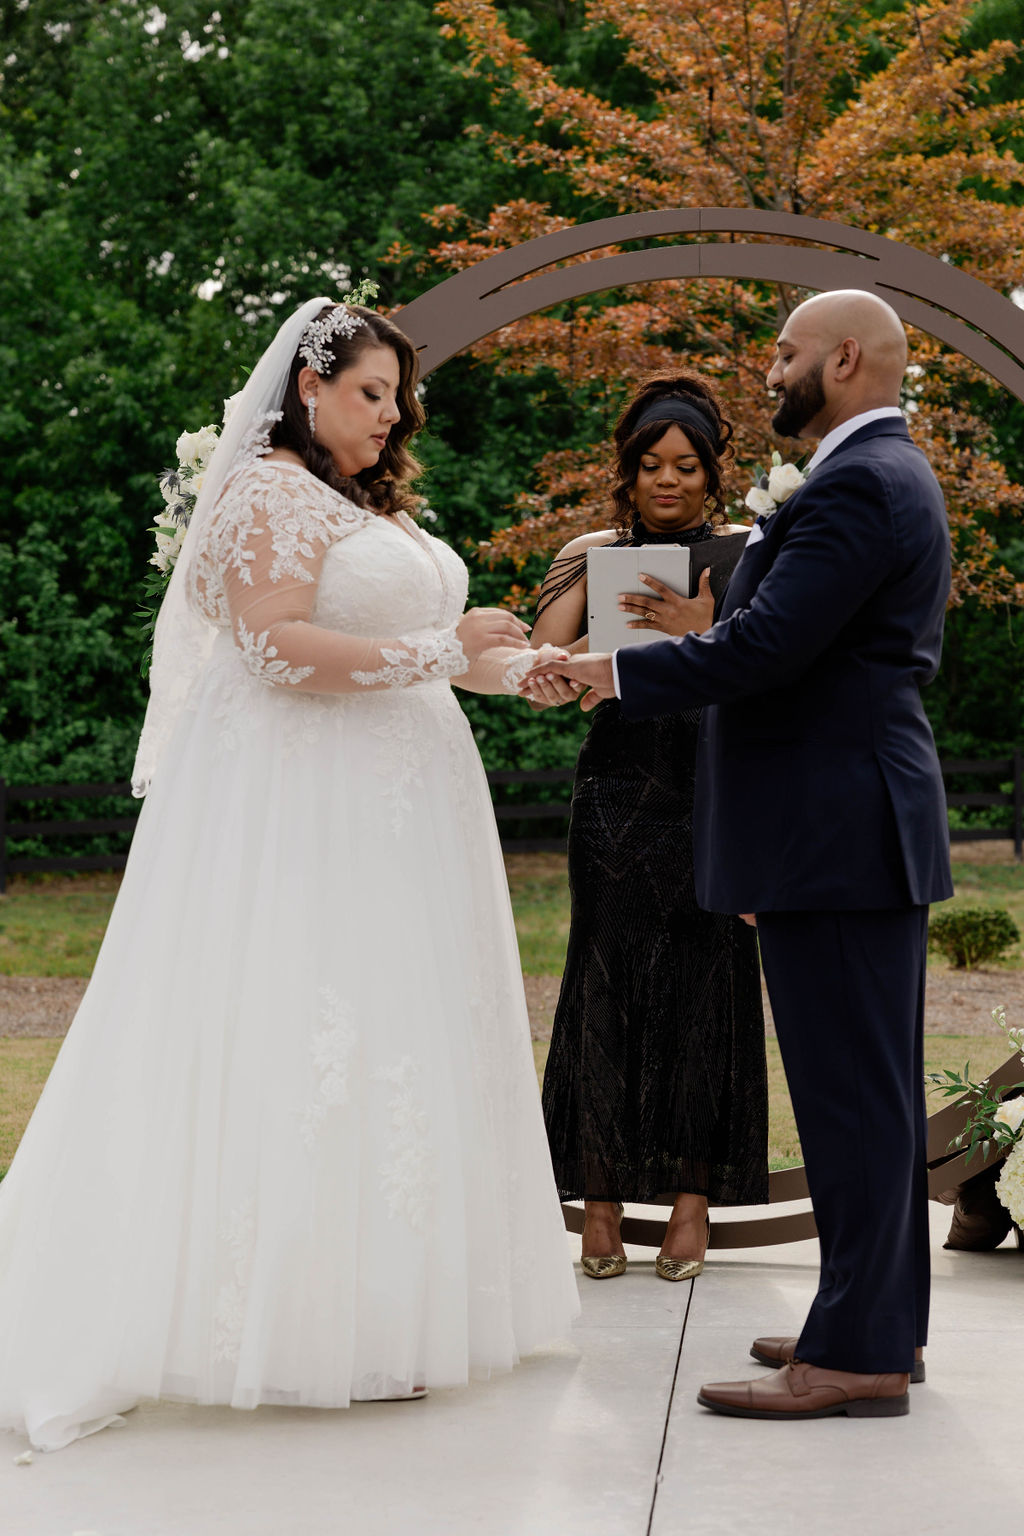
[943,752,1024,857]
[1,753,1022,891]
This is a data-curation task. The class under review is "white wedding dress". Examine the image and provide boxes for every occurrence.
[0,461,579,1451]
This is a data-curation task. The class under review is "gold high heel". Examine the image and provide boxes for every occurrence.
[656,1213,710,1282]
[581,1255,628,1279]
[581,1202,627,1279]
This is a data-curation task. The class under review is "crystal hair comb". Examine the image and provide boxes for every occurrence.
[298,305,367,374]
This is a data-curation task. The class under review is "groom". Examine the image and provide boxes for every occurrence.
[526,289,953,1420]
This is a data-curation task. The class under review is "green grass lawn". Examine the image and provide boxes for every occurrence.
[0,1039,61,1175]
[942,859,1024,968]
[505,854,572,975]
[2,859,1021,1179]
[9,856,1021,981]
[0,873,122,977]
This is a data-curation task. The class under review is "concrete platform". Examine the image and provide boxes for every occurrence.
[2,1202,1019,1536]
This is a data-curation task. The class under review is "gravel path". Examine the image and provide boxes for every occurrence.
[522,969,1024,1043]
[3,968,1023,1043]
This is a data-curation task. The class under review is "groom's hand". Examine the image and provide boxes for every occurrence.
[520,652,616,712]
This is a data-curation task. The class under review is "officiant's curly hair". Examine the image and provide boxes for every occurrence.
[611,372,734,532]
[271,304,425,516]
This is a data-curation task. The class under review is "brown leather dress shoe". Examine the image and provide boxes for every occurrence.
[697,1360,910,1419]
[750,1335,926,1384]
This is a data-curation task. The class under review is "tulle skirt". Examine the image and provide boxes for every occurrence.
[0,655,579,1449]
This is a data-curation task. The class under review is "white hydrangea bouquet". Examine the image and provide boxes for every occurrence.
[744,451,806,519]
[927,1005,1024,1228]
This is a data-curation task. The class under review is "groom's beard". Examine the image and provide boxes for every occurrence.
[772,360,826,438]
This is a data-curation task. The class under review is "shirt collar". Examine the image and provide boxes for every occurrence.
[804,407,905,474]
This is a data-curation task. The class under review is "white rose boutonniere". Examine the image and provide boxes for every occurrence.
[744,486,776,517]
[767,460,805,503]
[744,451,807,519]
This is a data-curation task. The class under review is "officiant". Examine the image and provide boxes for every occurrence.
[526,371,769,1284]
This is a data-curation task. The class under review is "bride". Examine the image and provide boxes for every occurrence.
[0,296,579,1451]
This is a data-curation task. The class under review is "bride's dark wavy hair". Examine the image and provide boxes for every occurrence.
[270,303,425,515]
[610,371,735,533]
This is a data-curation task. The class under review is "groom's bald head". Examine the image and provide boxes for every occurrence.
[767,290,908,440]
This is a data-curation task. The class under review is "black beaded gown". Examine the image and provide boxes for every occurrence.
[541,522,769,1205]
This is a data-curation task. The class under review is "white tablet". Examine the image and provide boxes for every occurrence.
[586,545,691,650]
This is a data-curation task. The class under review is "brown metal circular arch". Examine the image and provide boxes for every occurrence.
[394,208,1024,1248]
[397,207,1024,403]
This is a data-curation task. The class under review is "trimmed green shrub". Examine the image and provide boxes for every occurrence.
[928,906,1021,969]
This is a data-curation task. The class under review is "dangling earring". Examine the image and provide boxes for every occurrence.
[306,394,317,438]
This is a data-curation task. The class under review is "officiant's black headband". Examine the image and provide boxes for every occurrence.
[632,396,720,450]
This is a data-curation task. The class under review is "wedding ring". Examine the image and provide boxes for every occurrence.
[645,609,655,622]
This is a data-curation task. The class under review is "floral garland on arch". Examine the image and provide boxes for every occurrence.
[138,283,381,674]
[927,1005,1024,1229]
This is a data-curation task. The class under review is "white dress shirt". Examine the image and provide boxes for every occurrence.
[802,405,904,473]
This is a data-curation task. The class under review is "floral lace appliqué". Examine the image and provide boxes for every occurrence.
[372,1056,437,1232]
[360,693,432,836]
[191,462,370,626]
[498,649,539,694]
[351,625,467,689]
[212,1198,256,1364]
[235,409,283,473]
[235,619,316,687]
[299,986,359,1148]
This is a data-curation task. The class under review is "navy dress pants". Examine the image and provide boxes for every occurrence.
[756,907,930,1375]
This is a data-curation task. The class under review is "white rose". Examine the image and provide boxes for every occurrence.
[194,424,219,464]
[767,462,804,503]
[994,1097,1024,1134]
[176,423,219,469]
[222,391,243,429]
[150,526,186,573]
[745,486,775,516]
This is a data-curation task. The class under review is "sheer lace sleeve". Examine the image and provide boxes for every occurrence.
[217,469,468,694]
[455,643,568,695]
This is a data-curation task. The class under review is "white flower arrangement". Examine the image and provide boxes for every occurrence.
[139,408,227,672]
[744,451,806,518]
[149,420,221,575]
[998,1140,1024,1227]
[928,1004,1024,1228]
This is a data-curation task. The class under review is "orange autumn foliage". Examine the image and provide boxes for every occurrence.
[427,0,1024,610]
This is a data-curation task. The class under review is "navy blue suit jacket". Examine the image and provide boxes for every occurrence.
[616,418,954,912]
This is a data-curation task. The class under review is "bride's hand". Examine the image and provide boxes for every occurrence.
[519,644,579,709]
[456,606,531,662]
